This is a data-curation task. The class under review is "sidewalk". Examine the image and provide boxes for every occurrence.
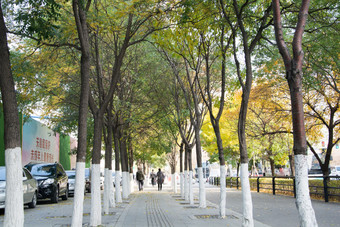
[0,184,271,227]
[113,185,269,227]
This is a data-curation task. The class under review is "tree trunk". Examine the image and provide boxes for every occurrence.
[195,128,206,208]
[322,123,335,177]
[212,123,226,217]
[0,4,24,226]
[184,144,189,202]
[289,154,295,176]
[90,111,104,226]
[179,142,184,198]
[113,123,122,203]
[119,125,129,199]
[272,0,317,225]
[71,1,92,226]
[103,111,114,212]
[288,73,317,224]
[128,136,134,174]
[128,135,134,193]
[238,64,254,227]
[187,146,194,205]
[270,158,275,177]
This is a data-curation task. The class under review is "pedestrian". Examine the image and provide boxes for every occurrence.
[156,168,165,191]
[136,167,144,191]
[150,169,156,186]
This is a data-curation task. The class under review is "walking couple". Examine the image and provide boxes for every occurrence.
[136,168,165,191]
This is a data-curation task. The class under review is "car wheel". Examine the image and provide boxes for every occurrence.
[28,192,37,208]
[62,187,68,200]
[51,187,59,203]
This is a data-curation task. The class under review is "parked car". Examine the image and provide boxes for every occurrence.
[85,168,91,193]
[0,166,38,209]
[65,170,76,196]
[66,170,88,195]
[25,162,68,203]
[330,166,340,177]
[112,171,122,187]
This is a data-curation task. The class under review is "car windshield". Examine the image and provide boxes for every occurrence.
[28,164,56,177]
[337,167,340,171]
[66,172,76,179]
[0,168,5,181]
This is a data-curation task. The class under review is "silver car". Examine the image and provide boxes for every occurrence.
[0,166,38,209]
[65,170,76,195]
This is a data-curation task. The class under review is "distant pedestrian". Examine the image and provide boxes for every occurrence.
[150,169,156,186]
[136,168,144,191]
[156,168,165,191]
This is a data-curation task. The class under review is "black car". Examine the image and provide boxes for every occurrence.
[25,162,68,203]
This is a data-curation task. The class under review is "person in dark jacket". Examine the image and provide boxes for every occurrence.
[150,169,156,186]
[136,168,144,191]
[156,168,165,191]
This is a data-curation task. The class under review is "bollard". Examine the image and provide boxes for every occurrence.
[257,177,260,193]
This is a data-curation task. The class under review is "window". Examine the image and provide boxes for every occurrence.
[23,169,33,179]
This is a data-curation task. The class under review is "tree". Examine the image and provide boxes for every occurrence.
[200,100,240,174]
[160,48,199,205]
[247,82,292,176]
[304,74,340,177]
[219,0,273,225]
[71,1,93,226]
[103,100,115,213]
[0,3,24,226]
[196,2,234,215]
[302,0,340,177]
[272,0,317,226]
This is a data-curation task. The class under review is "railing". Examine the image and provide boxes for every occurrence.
[209,175,340,202]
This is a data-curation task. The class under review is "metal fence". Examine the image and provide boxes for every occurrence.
[209,175,340,202]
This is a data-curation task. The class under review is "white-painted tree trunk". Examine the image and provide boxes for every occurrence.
[122,171,129,199]
[184,171,189,202]
[295,155,318,227]
[128,173,131,195]
[4,148,23,227]
[115,171,122,203]
[108,169,115,208]
[197,167,206,208]
[189,170,194,205]
[172,173,177,193]
[90,164,102,226]
[103,168,110,214]
[71,162,86,227]
[129,173,134,193]
[219,165,226,218]
[180,172,184,198]
[241,163,254,227]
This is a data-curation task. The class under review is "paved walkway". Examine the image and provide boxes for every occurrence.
[3,183,338,226]
[113,186,269,227]
[0,184,269,227]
